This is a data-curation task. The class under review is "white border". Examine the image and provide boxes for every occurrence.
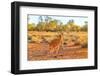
[20,6,95,70]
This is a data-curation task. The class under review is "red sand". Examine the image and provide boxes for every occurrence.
[28,43,88,61]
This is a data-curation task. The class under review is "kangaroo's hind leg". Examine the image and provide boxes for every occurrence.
[48,47,54,56]
[55,46,60,56]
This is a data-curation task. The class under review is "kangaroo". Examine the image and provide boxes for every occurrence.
[48,32,64,56]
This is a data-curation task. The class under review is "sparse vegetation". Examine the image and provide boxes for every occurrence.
[28,15,88,60]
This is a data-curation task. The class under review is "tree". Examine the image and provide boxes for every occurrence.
[36,22,46,31]
[76,26,81,32]
[45,16,52,24]
[81,21,88,31]
[66,19,75,31]
[39,16,43,22]
[36,16,46,31]
[65,20,81,32]
[48,20,58,31]
[28,23,35,31]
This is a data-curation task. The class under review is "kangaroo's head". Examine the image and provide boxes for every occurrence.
[59,32,64,40]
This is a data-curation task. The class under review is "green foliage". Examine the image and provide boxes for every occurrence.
[28,23,35,31]
[64,20,81,32]
[28,17,88,32]
[36,22,46,31]
[47,20,57,31]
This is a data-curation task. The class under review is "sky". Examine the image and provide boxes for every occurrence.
[28,15,88,26]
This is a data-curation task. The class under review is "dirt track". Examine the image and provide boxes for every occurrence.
[28,43,88,61]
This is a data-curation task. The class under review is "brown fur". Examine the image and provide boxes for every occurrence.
[48,33,64,56]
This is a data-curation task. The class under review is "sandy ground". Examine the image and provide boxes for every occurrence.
[28,43,88,61]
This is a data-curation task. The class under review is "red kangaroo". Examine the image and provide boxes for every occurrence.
[48,32,64,56]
